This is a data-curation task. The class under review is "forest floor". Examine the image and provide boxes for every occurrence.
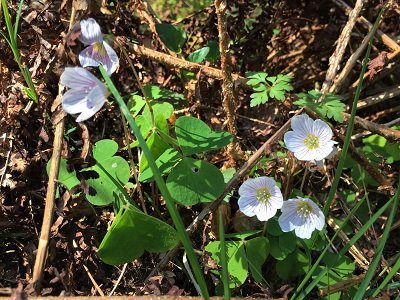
[1,0,400,298]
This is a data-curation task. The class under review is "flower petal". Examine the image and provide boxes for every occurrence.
[62,89,89,114]
[312,119,333,142]
[75,85,107,122]
[79,45,102,68]
[60,67,100,90]
[79,18,103,45]
[291,114,314,136]
[102,41,119,74]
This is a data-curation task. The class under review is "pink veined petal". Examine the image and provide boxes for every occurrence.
[253,203,274,221]
[238,196,257,217]
[312,119,333,142]
[291,114,314,136]
[293,146,313,161]
[278,209,301,232]
[313,144,334,161]
[239,177,264,196]
[62,89,89,114]
[79,45,102,68]
[102,41,119,74]
[79,18,103,45]
[75,85,107,122]
[294,220,314,239]
[284,131,307,151]
[60,67,99,90]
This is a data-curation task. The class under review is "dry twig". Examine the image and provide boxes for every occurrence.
[214,0,242,163]
[321,0,366,96]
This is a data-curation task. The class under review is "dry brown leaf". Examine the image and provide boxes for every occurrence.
[368,51,389,79]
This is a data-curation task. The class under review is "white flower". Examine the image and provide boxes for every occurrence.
[79,18,119,75]
[60,67,108,122]
[278,197,325,239]
[284,114,337,161]
[238,177,283,221]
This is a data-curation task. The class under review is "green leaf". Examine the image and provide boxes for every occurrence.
[139,148,181,182]
[266,217,284,236]
[247,72,292,106]
[245,237,269,283]
[269,236,287,260]
[322,252,355,276]
[98,205,179,265]
[155,23,187,53]
[276,250,310,280]
[143,84,185,107]
[127,94,146,117]
[46,158,80,191]
[279,232,297,256]
[166,157,225,205]
[175,116,232,156]
[84,140,130,206]
[187,47,210,63]
[139,132,170,172]
[294,90,346,123]
[205,40,220,62]
[205,240,248,288]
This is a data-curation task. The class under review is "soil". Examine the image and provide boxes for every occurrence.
[1,0,399,298]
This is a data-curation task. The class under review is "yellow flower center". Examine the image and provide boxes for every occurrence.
[304,134,319,150]
[256,187,271,203]
[297,201,313,217]
[93,42,107,57]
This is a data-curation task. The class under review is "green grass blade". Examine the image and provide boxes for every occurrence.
[219,211,230,300]
[1,0,16,47]
[372,255,400,297]
[353,181,400,299]
[13,0,24,42]
[99,65,210,299]
[296,195,395,299]
[322,7,384,216]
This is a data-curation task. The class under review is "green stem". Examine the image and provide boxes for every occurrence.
[99,65,210,299]
[322,7,385,215]
[219,211,230,300]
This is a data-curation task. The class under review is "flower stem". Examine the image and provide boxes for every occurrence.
[99,65,209,299]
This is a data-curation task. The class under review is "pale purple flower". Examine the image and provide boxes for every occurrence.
[284,114,337,161]
[79,18,119,75]
[238,177,283,221]
[278,197,325,239]
[60,67,108,122]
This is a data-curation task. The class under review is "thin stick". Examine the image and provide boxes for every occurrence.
[82,264,105,296]
[333,0,400,51]
[357,84,400,109]
[343,112,400,142]
[330,29,373,93]
[108,263,128,296]
[0,138,12,188]
[128,44,250,89]
[214,0,242,163]
[145,110,301,282]
[321,0,366,96]
[31,94,65,292]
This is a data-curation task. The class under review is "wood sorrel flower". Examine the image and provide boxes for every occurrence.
[238,177,283,221]
[79,18,119,75]
[60,67,108,122]
[278,197,325,239]
[284,114,337,161]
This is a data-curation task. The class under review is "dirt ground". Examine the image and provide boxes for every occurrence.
[1,0,400,298]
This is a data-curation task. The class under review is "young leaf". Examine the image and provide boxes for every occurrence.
[83,139,130,206]
[98,205,179,265]
[155,23,187,53]
[166,157,225,205]
[175,116,232,156]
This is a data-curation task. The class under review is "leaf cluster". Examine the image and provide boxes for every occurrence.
[246,72,293,107]
[294,90,346,123]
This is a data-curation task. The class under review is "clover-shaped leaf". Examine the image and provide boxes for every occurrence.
[175,116,232,156]
[166,157,225,205]
[84,139,130,206]
[46,158,80,191]
[98,205,179,265]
